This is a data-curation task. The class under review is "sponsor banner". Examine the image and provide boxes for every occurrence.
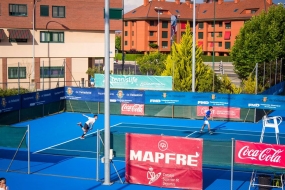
[145,91,285,110]
[21,88,64,108]
[121,104,144,116]
[0,95,20,113]
[260,81,285,95]
[197,106,240,119]
[95,74,172,91]
[65,87,145,104]
[235,140,285,168]
[65,87,94,101]
[126,134,203,189]
[145,91,188,105]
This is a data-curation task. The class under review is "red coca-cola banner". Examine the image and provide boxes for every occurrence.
[121,103,144,116]
[125,133,203,190]
[235,140,285,168]
[197,106,240,119]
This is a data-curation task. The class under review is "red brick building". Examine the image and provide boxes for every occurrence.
[123,0,273,56]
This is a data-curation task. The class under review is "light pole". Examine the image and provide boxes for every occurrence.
[32,0,41,89]
[154,7,162,51]
[192,0,196,92]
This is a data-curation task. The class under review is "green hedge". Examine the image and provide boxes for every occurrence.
[115,53,232,62]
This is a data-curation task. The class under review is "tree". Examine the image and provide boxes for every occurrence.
[217,74,242,94]
[136,51,167,75]
[115,36,121,51]
[231,5,285,81]
[161,22,214,92]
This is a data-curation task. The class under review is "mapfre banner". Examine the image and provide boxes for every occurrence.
[197,106,240,119]
[125,134,203,189]
[235,140,285,168]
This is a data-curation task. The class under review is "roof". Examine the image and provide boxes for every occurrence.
[124,0,272,21]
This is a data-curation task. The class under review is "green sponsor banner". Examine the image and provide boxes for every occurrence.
[95,74,172,91]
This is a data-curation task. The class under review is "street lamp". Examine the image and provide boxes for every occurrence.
[154,7,162,51]
[32,0,41,89]
[192,0,196,92]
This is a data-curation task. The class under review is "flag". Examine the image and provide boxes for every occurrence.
[171,15,177,41]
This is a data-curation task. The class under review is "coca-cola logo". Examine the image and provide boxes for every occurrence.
[121,104,144,113]
[238,145,283,163]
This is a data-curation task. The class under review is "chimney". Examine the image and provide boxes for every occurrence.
[175,0,180,4]
[185,0,190,5]
[190,2,193,8]
[266,0,272,5]
[218,0,223,4]
[234,0,240,3]
[143,0,148,6]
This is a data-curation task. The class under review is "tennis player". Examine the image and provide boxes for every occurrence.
[77,114,98,139]
[200,106,213,134]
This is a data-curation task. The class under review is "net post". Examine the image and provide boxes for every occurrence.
[231,138,235,190]
[28,125,30,174]
[6,128,28,172]
[96,129,99,181]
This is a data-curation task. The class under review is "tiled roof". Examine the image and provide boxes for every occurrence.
[124,0,272,21]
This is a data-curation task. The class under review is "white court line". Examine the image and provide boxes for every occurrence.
[34,131,98,153]
[113,122,194,129]
[48,148,97,154]
[35,122,121,154]
[186,131,197,137]
[112,125,193,132]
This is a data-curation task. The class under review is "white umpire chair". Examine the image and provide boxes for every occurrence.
[249,115,284,190]
[260,115,283,144]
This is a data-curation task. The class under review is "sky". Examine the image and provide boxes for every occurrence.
[124,0,285,13]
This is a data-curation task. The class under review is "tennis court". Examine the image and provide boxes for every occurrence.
[1,111,285,189]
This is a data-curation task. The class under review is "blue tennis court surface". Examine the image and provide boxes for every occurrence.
[1,111,285,190]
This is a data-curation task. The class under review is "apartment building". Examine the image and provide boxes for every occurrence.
[0,0,122,90]
[123,0,273,55]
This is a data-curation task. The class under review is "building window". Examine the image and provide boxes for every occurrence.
[9,4,27,16]
[162,31,168,38]
[219,22,223,27]
[8,67,26,79]
[125,31,128,36]
[40,5,49,17]
[125,21,128,26]
[40,67,65,78]
[162,41,168,48]
[225,22,231,29]
[40,31,64,43]
[218,42,222,47]
[211,32,214,37]
[149,31,154,36]
[251,9,258,14]
[9,39,28,43]
[124,41,128,45]
[198,23,204,29]
[225,42,231,49]
[132,41,134,46]
[132,31,134,36]
[162,21,168,28]
[211,22,214,27]
[217,32,222,37]
[132,21,135,26]
[198,32,203,39]
[150,21,155,26]
[52,6,65,18]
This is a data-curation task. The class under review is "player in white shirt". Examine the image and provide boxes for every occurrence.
[77,114,98,139]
